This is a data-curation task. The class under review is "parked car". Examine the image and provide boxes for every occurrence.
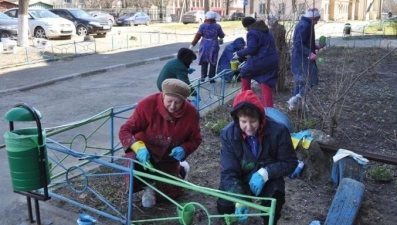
[4,8,75,39]
[116,12,150,26]
[181,10,205,24]
[88,11,115,25]
[50,9,111,37]
[231,12,245,21]
[0,12,18,40]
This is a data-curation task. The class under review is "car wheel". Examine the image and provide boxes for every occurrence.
[34,27,47,39]
[183,22,188,25]
[77,25,88,36]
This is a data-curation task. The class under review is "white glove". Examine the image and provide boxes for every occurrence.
[333,148,369,165]
[232,52,239,59]
[189,45,193,50]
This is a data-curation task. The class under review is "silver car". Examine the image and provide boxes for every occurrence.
[88,11,115,25]
[181,10,205,24]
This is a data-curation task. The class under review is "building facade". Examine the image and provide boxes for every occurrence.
[250,0,383,21]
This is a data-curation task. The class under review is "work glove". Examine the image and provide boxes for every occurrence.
[234,203,249,222]
[309,52,318,61]
[249,168,268,196]
[290,160,305,179]
[169,146,185,161]
[315,44,326,50]
[189,45,194,50]
[131,141,152,169]
[188,68,195,74]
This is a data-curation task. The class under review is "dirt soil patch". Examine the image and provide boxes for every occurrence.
[50,47,397,225]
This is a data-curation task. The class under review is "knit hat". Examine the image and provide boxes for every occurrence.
[303,8,320,18]
[177,48,197,61]
[205,11,217,19]
[162,79,191,100]
[242,17,256,28]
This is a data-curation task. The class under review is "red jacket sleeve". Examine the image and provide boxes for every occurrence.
[179,109,202,159]
[118,102,149,152]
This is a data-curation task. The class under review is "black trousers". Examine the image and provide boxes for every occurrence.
[216,190,285,225]
[201,62,217,79]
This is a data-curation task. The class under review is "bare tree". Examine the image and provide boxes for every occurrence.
[17,0,29,47]
[225,0,233,16]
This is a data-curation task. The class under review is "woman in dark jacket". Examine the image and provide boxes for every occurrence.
[156,48,197,96]
[217,37,246,82]
[217,90,298,224]
[288,8,324,111]
[236,17,279,107]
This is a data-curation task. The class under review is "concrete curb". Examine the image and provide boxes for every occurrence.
[0,54,179,97]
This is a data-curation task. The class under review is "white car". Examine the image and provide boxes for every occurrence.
[4,8,75,39]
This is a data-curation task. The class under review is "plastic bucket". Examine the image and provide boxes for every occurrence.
[230,60,239,70]
[4,128,51,191]
[177,203,195,225]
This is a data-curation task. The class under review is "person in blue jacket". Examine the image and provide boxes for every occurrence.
[216,90,298,224]
[216,37,246,82]
[288,8,325,111]
[235,17,279,108]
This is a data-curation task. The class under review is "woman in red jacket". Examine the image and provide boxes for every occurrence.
[119,79,202,207]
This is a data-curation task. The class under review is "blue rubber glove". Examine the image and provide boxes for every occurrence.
[290,160,305,179]
[234,203,249,222]
[169,146,185,161]
[249,168,268,196]
[188,68,195,74]
[136,148,150,164]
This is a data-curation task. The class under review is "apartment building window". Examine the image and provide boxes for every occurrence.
[298,3,305,14]
[278,3,285,15]
[259,3,265,14]
[64,0,72,3]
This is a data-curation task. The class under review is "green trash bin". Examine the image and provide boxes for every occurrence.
[4,127,51,192]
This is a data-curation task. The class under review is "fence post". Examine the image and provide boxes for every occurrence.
[25,47,30,64]
[74,40,77,56]
[111,36,114,51]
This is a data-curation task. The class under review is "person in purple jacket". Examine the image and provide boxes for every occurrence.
[234,17,279,107]
[190,11,225,83]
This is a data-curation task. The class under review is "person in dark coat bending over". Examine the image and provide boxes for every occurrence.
[156,48,197,96]
[235,17,279,107]
[216,90,298,224]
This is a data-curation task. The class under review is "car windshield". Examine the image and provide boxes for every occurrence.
[186,11,197,15]
[29,9,58,18]
[69,9,93,19]
[0,12,11,19]
[124,13,136,17]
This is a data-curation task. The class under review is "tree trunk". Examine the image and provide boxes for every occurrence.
[204,0,209,12]
[17,0,30,47]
